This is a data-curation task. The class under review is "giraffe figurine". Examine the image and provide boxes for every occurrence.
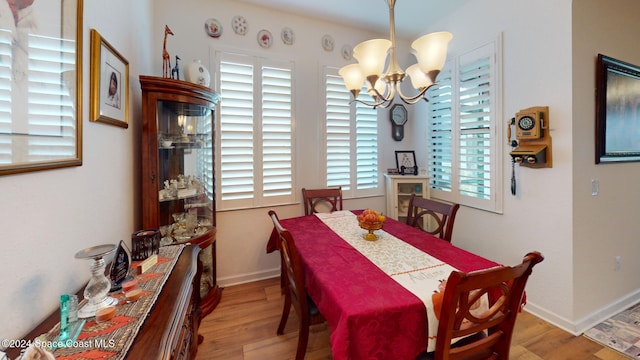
[172,55,181,80]
[162,25,174,78]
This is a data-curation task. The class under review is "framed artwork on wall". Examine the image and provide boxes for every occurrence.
[595,54,640,163]
[0,0,83,176]
[90,29,129,128]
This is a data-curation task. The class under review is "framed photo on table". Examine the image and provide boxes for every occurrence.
[90,29,129,128]
[395,150,418,175]
[595,54,640,163]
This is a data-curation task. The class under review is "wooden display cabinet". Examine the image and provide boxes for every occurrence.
[384,174,430,223]
[140,75,221,317]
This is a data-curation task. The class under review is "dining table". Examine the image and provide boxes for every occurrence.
[266,210,500,360]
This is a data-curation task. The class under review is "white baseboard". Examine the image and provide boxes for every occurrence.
[218,268,280,288]
[522,302,580,335]
[524,288,640,336]
[573,289,640,334]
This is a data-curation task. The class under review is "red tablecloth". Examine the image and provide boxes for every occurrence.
[266,211,498,360]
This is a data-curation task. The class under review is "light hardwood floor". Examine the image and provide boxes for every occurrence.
[195,277,626,360]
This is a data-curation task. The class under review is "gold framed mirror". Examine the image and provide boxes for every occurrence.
[0,0,83,176]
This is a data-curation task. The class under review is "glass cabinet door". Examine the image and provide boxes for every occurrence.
[140,75,222,317]
[157,100,215,243]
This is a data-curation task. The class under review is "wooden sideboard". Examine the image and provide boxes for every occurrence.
[5,245,203,360]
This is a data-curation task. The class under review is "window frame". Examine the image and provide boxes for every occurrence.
[427,36,503,213]
[213,50,296,211]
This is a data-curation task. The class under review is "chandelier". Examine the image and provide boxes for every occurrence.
[339,0,452,108]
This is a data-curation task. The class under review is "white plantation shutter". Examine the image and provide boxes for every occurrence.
[459,56,492,201]
[324,67,379,197]
[0,30,12,163]
[427,39,502,213]
[325,71,351,189]
[28,34,77,159]
[427,66,454,193]
[355,101,378,190]
[262,65,292,197]
[199,112,214,202]
[0,32,77,164]
[219,56,254,205]
[216,52,293,210]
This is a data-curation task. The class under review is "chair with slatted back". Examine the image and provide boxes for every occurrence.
[406,194,460,242]
[416,251,544,360]
[269,210,325,360]
[302,187,343,215]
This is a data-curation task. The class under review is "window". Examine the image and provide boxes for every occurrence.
[324,67,380,198]
[427,39,503,213]
[215,52,294,210]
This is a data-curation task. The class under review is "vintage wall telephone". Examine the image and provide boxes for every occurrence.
[507,106,552,194]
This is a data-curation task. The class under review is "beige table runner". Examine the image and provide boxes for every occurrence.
[30,245,186,360]
[316,211,487,351]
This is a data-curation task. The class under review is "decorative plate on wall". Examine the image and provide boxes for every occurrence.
[341,45,353,60]
[205,18,222,38]
[257,29,273,48]
[281,27,294,45]
[321,34,334,52]
[232,15,247,35]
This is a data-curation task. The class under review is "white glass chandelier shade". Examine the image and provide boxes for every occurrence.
[368,77,387,97]
[411,31,453,80]
[406,64,433,90]
[352,39,392,78]
[339,64,365,96]
[338,0,453,107]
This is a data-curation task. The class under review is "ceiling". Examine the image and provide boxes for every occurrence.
[234,0,469,39]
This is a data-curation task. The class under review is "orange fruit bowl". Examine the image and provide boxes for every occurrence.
[359,221,383,241]
[359,221,384,231]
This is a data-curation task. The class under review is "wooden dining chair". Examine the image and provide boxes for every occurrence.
[417,251,544,360]
[302,187,343,215]
[268,210,325,360]
[406,194,460,242]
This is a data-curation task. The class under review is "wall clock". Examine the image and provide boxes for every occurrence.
[390,103,408,141]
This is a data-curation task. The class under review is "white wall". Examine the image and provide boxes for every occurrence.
[0,0,153,343]
[572,0,640,330]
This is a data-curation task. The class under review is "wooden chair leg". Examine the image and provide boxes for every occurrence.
[280,258,285,295]
[295,318,310,360]
[277,293,291,335]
